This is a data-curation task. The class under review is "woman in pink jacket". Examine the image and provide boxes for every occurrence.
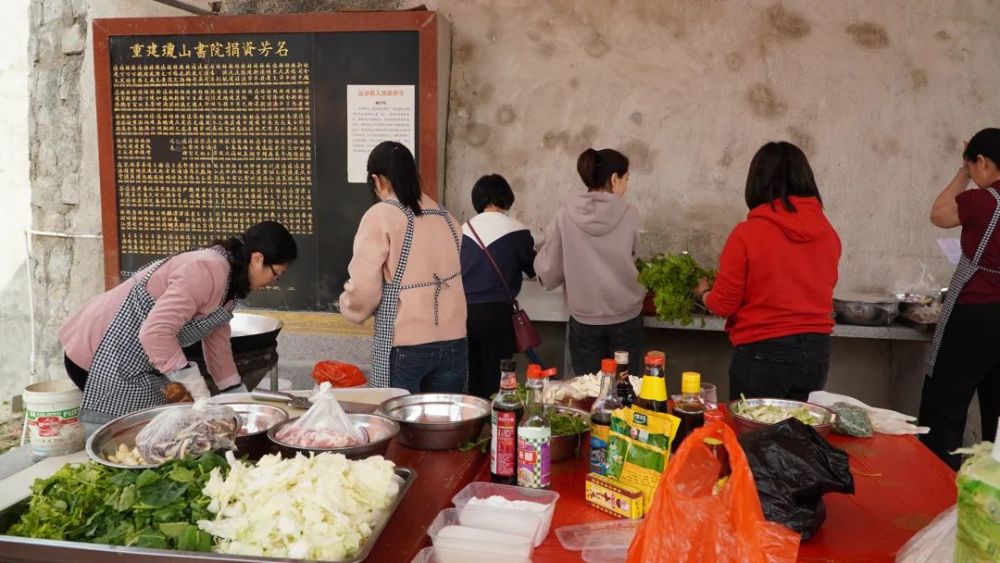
[339,142,467,393]
[60,221,297,429]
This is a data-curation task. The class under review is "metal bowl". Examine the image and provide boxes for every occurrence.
[377,393,491,451]
[727,398,836,437]
[267,413,400,459]
[548,405,590,462]
[229,402,288,460]
[833,293,899,326]
[86,404,241,470]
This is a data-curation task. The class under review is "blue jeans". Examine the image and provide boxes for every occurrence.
[390,338,469,394]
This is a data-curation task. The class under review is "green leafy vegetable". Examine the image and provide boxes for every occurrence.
[636,252,715,326]
[5,452,227,552]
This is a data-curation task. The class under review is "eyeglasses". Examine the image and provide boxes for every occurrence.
[268,264,283,282]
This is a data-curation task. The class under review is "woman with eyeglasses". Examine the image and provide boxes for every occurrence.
[339,141,468,393]
[59,221,297,432]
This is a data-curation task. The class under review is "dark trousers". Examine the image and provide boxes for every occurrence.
[729,333,831,401]
[568,315,643,377]
[390,338,469,395]
[64,354,88,391]
[919,303,1000,470]
[466,302,515,399]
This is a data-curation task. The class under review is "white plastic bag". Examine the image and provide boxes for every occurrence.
[808,391,929,435]
[135,399,239,463]
[274,382,367,448]
[894,505,956,563]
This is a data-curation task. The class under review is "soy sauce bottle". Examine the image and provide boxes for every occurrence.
[672,371,706,452]
[491,359,523,484]
[614,351,635,407]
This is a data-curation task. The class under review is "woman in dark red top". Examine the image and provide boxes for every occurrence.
[921,128,1000,469]
[693,142,841,401]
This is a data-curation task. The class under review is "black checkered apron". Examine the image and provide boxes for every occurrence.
[927,187,1000,375]
[370,200,462,388]
[80,248,236,420]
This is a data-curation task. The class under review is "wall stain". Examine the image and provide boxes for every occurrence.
[623,139,655,175]
[943,135,960,154]
[454,41,474,63]
[538,42,556,57]
[846,22,890,49]
[542,130,569,150]
[495,105,516,126]
[569,77,580,89]
[570,125,599,154]
[629,111,643,126]
[746,83,788,118]
[910,68,928,92]
[766,3,811,40]
[464,122,492,148]
[527,30,542,42]
[719,147,734,168]
[787,126,815,156]
[935,30,951,41]
[725,52,743,71]
[585,33,611,59]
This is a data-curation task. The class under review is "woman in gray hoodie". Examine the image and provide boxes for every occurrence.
[534,148,646,376]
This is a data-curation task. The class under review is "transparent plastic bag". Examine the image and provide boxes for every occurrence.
[274,381,368,448]
[895,505,956,563]
[626,422,800,563]
[135,399,239,463]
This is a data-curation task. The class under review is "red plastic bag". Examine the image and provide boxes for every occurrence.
[627,421,800,563]
[312,360,366,387]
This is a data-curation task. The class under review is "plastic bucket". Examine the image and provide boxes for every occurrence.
[23,379,85,457]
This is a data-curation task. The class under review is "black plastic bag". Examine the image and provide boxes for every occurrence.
[737,418,854,540]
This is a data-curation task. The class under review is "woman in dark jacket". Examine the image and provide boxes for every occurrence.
[460,174,536,398]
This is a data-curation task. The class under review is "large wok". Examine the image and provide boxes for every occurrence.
[184,313,284,391]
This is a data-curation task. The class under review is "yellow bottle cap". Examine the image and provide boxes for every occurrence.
[639,375,668,402]
[681,371,701,395]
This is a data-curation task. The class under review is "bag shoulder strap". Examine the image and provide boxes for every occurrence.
[467,218,520,311]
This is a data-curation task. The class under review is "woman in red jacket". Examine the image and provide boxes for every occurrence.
[693,142,842,400]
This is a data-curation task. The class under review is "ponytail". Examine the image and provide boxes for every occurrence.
[577,148,629,191]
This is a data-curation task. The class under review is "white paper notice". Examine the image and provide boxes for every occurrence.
[937,238,963,265]
[346,85,416,183]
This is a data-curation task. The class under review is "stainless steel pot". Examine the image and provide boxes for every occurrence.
[377,393,490,451]
[229,402,288,460]
[833,292,899,326]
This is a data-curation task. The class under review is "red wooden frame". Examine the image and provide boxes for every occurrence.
[92,11,442,289]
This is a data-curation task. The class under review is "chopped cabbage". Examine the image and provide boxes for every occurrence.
[198,451,400,561]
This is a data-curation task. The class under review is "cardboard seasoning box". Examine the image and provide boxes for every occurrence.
[585,472,644,519]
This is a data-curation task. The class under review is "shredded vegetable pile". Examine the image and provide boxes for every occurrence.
[197,451,400,561]
[733,396,824,426]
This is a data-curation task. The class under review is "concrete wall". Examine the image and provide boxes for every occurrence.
[0,0,32,404]
[20,1,1000,411]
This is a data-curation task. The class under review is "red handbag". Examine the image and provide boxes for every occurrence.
[467,221,541,352]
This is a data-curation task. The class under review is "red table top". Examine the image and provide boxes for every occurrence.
[468,432,956,563]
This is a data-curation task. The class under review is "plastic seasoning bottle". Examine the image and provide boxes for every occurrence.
[614,350,635,407]
[590,358,623,475]
[517,364,552,489]
[491,359,523,485]
[634,352,668,413]
[672,371,706,452]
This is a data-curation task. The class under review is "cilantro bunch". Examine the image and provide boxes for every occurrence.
[636,252,715,326]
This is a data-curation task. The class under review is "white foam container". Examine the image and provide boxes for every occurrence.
[427,508,533,559]
[452,481,560,546]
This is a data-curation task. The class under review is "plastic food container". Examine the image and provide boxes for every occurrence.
[556,519,641,551]
[427,508,533,559]
[451,481,560,546]
[410,545,530,563]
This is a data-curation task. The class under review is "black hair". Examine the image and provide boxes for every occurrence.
[744,141,822,212]
[367,141,423,216]
[471,174,515,213]
[577,148,629,191]
[964,128,1000,166]
[212,221,298,301]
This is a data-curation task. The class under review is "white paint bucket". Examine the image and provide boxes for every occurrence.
[23,379,85,457]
